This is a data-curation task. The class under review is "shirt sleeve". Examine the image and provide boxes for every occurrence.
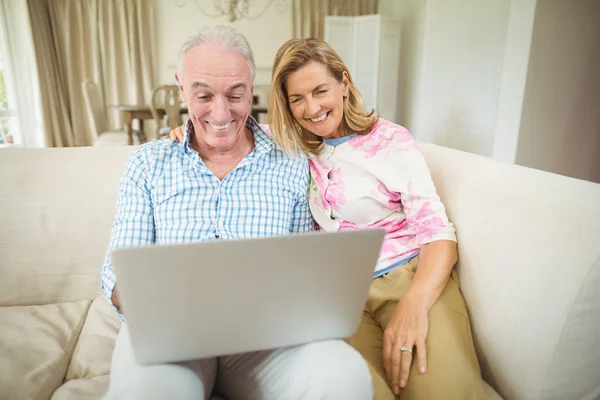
[290,194,316,233]
[100,150,155,315]
[379,129,457,245]
[289,159,316,233]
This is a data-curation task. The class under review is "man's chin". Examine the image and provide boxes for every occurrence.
[205,133,241,150]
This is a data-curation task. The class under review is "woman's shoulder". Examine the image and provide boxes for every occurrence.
[348,118,418,158]
[259,123,272,137]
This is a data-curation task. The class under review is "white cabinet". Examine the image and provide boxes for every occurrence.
[324,15,401,122]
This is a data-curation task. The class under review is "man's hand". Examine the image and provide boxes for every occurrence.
[164,124,185,142]
[112,284,121,311]
[383,294,429,395]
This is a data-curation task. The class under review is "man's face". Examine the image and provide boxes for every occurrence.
[176,44,253,152]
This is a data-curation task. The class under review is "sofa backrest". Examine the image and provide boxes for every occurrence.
[2,143,599,399]
[420,143,600,400]
[0,147,134,307]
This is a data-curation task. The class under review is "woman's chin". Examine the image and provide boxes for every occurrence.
[315,130,337,139]
[303,121,339,139]
[306,127,331,138]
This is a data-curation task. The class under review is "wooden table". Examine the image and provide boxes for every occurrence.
[111,104,188,145]
[112,105,269,145]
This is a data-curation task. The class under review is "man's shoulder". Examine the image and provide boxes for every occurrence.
[131,138,181,161]
[255,123,307,167]
[259,123,272,137]
[124,139,182,176]
[265,141,308,169]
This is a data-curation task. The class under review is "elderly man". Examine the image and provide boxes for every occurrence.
[100,25,373,400]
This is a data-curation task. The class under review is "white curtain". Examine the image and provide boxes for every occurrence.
[292,0,379,39]
[0,0,45,147]
[27,0,156,147]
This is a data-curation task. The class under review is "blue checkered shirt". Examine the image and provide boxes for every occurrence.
[100,117,313,316]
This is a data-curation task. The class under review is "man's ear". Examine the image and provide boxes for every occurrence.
[175,73,186,103]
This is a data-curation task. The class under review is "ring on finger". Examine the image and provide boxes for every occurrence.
[400,346,413,354]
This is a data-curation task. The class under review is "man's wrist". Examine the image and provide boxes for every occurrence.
[111,284,121,311]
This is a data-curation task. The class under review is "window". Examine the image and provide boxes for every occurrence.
[0,59,19,146]
[0,0,41,148]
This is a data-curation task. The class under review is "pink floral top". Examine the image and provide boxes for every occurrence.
[308,118,456,274]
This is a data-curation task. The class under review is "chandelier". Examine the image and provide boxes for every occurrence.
[174,0,289,23]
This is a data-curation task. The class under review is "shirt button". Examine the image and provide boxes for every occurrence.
[215,233,220,239]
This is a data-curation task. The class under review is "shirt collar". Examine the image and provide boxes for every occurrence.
[183,116,273,156]
[324,133,358,147]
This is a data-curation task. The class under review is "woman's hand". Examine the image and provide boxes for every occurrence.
[164,124,185,142]
[383,293,429,395]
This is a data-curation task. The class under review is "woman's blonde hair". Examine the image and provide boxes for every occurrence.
[268,38,378,155]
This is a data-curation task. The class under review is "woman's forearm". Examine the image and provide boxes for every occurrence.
[403,240,457,310]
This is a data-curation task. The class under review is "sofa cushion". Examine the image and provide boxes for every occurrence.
[51,375,110,400]
[0,301,91,400]
[0,147,134,307]
[65,297,121,381]
[421,143,600,400]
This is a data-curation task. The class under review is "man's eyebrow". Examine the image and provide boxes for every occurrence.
[191,82,211,90]
[229,83,247,91]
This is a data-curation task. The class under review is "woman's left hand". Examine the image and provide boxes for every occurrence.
[163,124,185,142]
[383,294,429,395]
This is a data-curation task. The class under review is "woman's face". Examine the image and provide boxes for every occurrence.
[284,61,349,139]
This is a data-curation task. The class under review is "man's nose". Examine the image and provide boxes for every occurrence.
[211,96,231,122]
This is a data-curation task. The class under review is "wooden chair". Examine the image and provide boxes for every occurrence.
[81,80,142,146]
[149,85,182,139]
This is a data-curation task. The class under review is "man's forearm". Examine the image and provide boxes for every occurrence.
[112,284,121,311]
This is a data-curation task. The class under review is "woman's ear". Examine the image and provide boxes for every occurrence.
[342,71,350,95]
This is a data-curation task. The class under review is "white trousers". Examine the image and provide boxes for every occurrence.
[102,324,373,400]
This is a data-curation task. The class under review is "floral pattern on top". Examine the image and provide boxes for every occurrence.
[308,118,456,273]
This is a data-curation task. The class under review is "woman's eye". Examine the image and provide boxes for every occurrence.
[317,90,327,95]
[291,98,301,104]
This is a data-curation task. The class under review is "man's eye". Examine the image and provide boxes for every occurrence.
[229,96,242,101]
[317,90,327,95]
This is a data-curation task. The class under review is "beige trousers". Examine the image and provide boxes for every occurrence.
[346,256,487,400]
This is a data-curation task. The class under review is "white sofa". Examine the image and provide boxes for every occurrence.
[1,144,598,400]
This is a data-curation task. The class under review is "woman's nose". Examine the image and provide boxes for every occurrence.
[305,98,320,117]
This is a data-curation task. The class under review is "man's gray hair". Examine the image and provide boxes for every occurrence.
[177,25,256,82]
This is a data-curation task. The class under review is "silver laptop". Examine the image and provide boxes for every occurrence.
[112,228,385,364]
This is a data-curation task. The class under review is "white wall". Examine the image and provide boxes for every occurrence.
[411,0,511,157]
[381,0,600,183]
[491,0,537,163]
[381,0,512,157]
[154,0,293,89]
[379,0,426,130]
[516,0,600,183]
